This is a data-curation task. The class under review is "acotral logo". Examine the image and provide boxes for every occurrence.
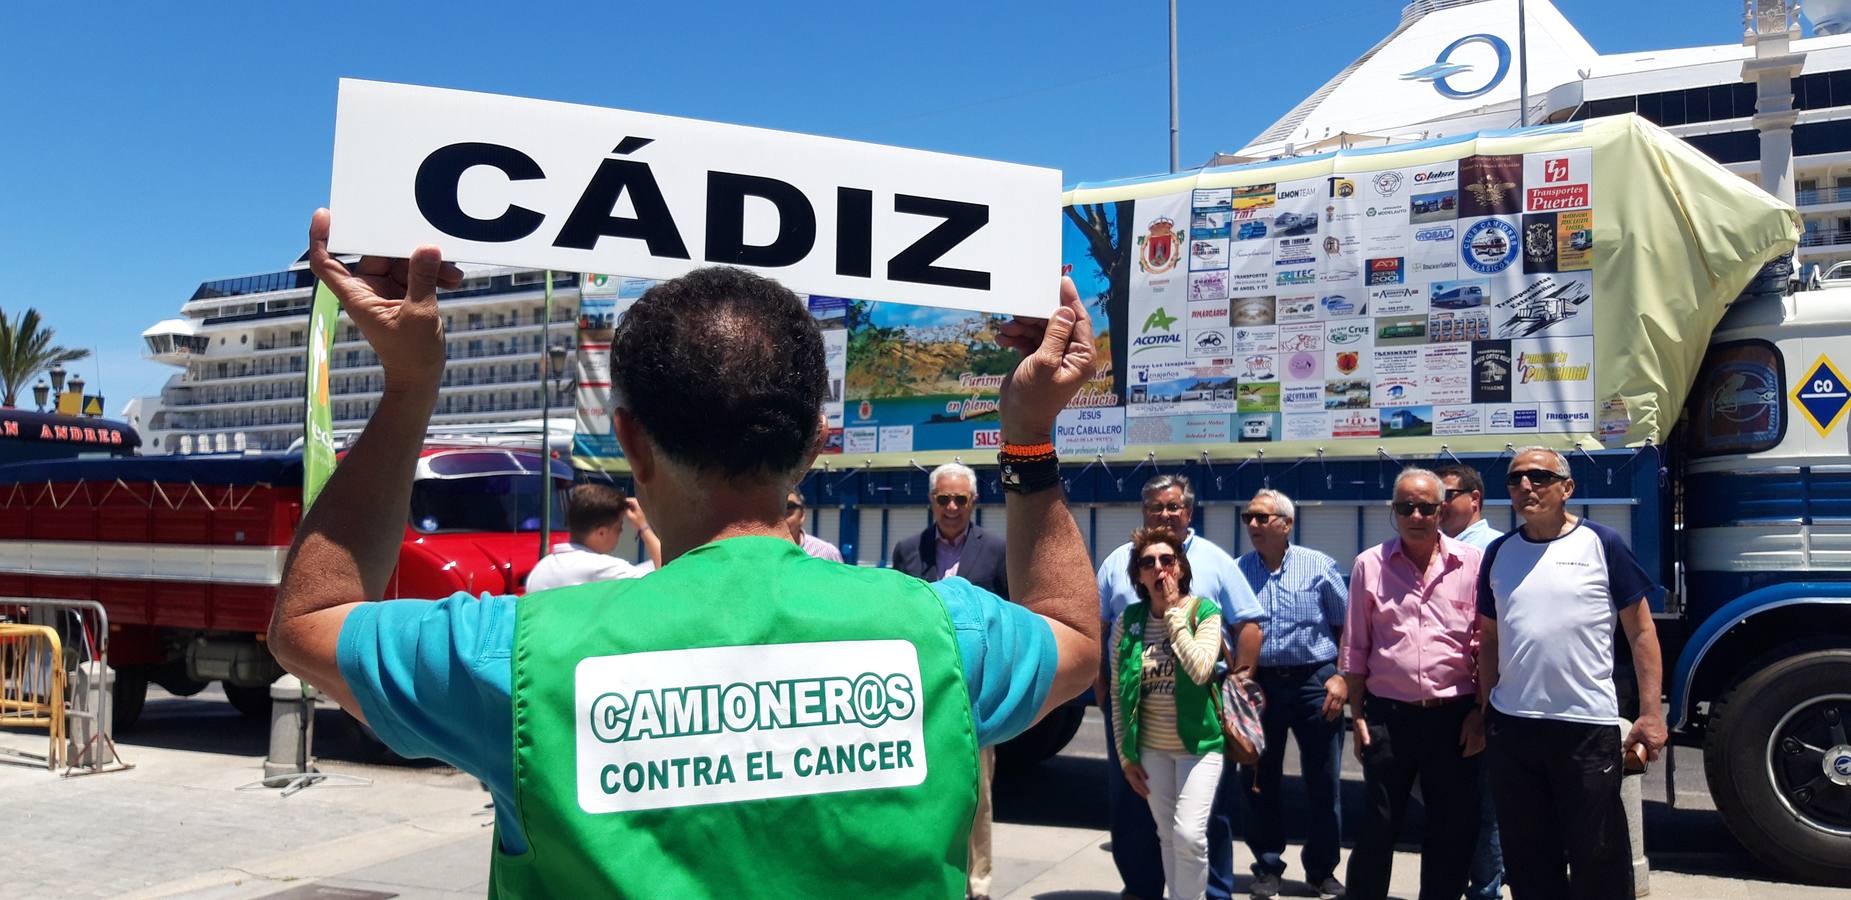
[1400,34,1512,100]
[1142,307,1179,333]
[1138,217,1181,274]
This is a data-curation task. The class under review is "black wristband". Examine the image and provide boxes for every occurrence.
[998,453,1061,494]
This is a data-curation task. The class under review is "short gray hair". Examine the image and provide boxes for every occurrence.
[1250,488,1295,521]
[929,462,977,496]
[1142,473,1195,507]
[1392,466,1442,498]
[1508,446,1571,478]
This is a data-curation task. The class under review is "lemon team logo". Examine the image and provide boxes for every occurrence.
[1139,217,1181,274]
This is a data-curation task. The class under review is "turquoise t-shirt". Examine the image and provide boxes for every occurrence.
[336,574,1058,854]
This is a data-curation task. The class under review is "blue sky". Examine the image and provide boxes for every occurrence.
[0,2,1760,408]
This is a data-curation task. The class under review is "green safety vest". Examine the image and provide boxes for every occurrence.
[1115,597,1226,763]
[494,536,979,899]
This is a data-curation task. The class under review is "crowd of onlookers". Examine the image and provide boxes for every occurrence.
[537,444,1664,900]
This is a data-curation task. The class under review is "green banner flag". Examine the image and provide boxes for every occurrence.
[303,281,340,508]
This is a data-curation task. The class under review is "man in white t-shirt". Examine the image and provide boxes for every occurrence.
[1476,447,1666,900]
[525,483,662,592]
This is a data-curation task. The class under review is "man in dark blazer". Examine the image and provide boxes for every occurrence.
[891,461,1007,900]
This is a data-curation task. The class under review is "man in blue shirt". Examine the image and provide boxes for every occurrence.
[1438,463,1504,900]
[1238,489,1350,900]
[1097,474,1265,900]
[267,212,1107,890]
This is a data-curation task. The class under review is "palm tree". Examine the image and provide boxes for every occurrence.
[0,308,90,408]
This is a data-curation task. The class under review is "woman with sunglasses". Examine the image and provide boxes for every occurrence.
[1112,525,1227,900]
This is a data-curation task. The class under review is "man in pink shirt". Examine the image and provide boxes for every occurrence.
[1340,467,1486,900]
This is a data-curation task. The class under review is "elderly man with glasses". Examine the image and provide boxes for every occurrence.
[1238,488,1350,900]
[891,461,1010,900]
[1096,474,1263,900]
[1477,447,1665,900]
[1340,468,1485,900]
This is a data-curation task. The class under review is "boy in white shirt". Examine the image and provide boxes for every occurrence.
[525,484,662,591]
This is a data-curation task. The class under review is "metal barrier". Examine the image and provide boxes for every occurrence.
[0,623,66,769]
[0,597,129,776]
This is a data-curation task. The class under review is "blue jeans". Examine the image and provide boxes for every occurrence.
[1466,750,1505,899]
[1105,702,1167,898]
[1243,661,1345,882]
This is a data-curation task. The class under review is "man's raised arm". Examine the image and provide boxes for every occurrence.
[267,209,462,718]
[995,278,1101,719]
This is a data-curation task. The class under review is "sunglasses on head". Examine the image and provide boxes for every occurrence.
[1393,501,1441,517]
[1240,512,1281,525]
[934,493,972,507]
[1137,553,1178,570]
[1506,469,1567,488]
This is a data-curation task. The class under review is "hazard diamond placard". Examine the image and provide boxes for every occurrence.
[1793,355,1851,437]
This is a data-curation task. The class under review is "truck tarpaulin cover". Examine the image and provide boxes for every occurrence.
[572,114,1796,471]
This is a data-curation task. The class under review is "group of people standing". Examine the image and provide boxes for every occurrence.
[1095,449,1665,900]
[533,450,1663,900]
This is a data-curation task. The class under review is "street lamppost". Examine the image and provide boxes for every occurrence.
[49,363,66,396]
[68,375,85,412]
[33,380,48,412]
[537,339,575,561]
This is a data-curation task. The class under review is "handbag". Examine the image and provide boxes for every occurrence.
[1203,611,1267,765]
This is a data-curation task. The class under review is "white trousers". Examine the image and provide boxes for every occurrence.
[1141,747,1224,900]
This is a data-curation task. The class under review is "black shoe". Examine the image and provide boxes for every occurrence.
[1313,875,1346,899]
[1249,872,1283,899]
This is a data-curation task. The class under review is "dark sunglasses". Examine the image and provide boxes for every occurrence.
[1443,488,1470,501]
[933,493,972,507]
[1506,469,1567,488]
[1137,553,1178,570]
[1241,512,1281,525]
[785,501,804,512]
[1393,501,1441,517]
[1144,502,1187,514]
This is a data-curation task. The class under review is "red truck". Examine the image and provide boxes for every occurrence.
[0,445,570,730]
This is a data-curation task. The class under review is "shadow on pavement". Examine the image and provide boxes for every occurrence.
[113,690,447,768]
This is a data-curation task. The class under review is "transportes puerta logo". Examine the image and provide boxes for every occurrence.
[1462,219,1519,274]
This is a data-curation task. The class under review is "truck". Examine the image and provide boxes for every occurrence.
[0,444,571,732]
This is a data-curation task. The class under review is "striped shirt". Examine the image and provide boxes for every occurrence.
[1239,544,1350,666]
[1110,603,1224,754]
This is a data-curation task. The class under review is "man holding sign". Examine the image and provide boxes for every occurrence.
[269,208,1100,897]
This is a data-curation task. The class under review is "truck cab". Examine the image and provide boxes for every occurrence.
[1669,283,1851,883]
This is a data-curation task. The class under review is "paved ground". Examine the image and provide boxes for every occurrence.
[1,687,1846,899]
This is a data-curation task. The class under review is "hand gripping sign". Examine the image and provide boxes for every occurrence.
[328,79,1061,317]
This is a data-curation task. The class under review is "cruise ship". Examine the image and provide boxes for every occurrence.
[134,260,580,454]
[135,0,1851,454]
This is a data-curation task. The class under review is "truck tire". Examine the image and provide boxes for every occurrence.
[111,665,147,733]
[1704,648,1851,886]
[223,683,271,718]
[996,703,1085,773]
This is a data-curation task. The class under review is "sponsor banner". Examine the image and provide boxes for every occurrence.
[1126,413,1234,444]
[1410,163,1459,190]
[1188,299,1231,326]
[1190,236,1230,270]
[1239,354,1278,383]
[1429,309,1490,343]
[1230,184,1273,211]
[1237,413,1281,442]
[331,80,1056,317]
[1432,405,1485,435]
[878,425,913,453]
[1381,404,1434,438]
[1539,402,1596,433]
[1234,325,1279,354]
[1556,210,1593,270]
[1330,408,1382,439]
[1231,238,1274,291]
[1189,327,1233,359]
[1491,271,1593,339]
[1317,290,1366,319]
[1487,404,1541,433]
[1369,283,1427,317]
[1459,154,1524,218]
[1055,407,1127,455]
[1366,256,1406,285]
[1512,335,1596,404]
[843,426,878,454]
[1326,320,1375,380]
[1410,188,1459,225]
[1232,296,1278,327]
[1275,236,1319,267]
[1521,213,1559,273]
[1326,378,1373,410]
[1524,148,1592,212]
[1461,216,1520,276]
[1281,382,1326,412]
[1192,210,1231,233]
[1375,313,1428,347]
[1472,340,1514,404]
[972,429,1002,450]
[1284,412,1330,441]
[1277,295,1320,323]
[1189,270,1231,301]
[1125,360,1238,417]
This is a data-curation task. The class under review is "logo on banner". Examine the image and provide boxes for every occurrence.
[1401,34,1512,99]
[1139,218,1181,274]
[1462,219,1518,274]
[1368,257,1405,285]
[1544,158,1570,182]
[1373,171,1404,196]
[1328,177,1356,198]
[1134,307,1183,355]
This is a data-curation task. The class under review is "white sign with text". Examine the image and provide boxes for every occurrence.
[329,80,1061,317]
